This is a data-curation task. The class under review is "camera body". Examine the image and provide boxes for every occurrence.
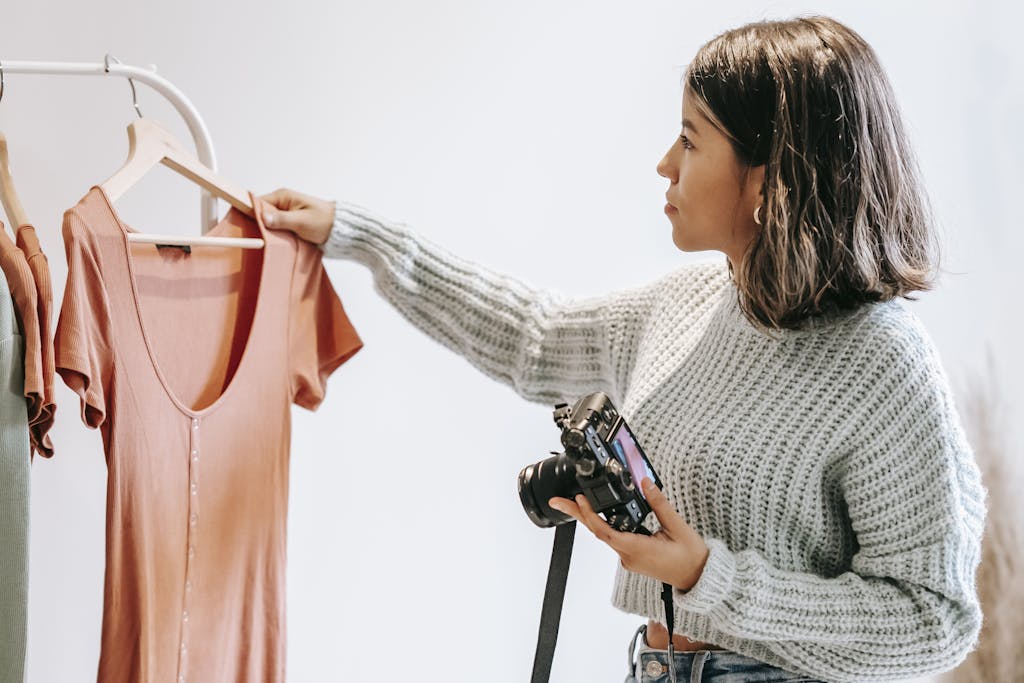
[518,391,662,533]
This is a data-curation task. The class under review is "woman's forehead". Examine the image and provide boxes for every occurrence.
[680,88,705,122]
[681,91,715,135]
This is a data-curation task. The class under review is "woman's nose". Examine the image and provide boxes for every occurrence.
[656,152,674,181]
[659,145,675,180]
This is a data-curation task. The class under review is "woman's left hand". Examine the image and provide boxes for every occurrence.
[549,478,710,591]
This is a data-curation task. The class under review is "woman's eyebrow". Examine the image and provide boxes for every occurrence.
[682,118,701,135]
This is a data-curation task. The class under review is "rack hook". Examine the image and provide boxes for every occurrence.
[0,61,5,106]
[104,53,143,118]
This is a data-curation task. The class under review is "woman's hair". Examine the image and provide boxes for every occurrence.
[687,16,939,330]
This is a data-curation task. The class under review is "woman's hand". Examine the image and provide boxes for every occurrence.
[259,188,336,245]
[549,478,710,591]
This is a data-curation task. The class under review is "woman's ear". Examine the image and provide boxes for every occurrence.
[746,164,766,209]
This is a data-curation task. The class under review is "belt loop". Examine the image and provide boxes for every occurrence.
[627,624,647,678]
[689,651,710,683]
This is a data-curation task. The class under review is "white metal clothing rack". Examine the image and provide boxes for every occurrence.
[0,56,222,231]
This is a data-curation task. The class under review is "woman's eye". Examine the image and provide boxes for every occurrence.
[679,134,694,150]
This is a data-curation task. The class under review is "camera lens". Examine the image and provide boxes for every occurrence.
[517,453,579,528]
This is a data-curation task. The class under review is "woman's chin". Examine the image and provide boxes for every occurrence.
[671,228,693,252]
[671,224,714,254]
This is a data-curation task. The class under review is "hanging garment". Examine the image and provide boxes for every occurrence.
[55,186,363,683]
[0,225,47,458]
[15,224,55,458]
[0,261,30,683]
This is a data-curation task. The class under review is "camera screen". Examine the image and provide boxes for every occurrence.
[608,420,657,501]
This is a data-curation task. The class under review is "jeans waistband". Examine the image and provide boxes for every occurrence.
[627,625,820,682]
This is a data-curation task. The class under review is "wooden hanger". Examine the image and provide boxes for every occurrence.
[0,131,31,230]
[0,66,29,231]
[101,118,264,250]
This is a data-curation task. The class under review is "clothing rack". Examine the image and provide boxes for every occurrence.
[0,56,222,231]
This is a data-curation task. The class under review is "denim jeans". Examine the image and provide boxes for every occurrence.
[626,625,825,683]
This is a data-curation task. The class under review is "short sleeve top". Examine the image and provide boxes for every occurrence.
[54,186,363,683]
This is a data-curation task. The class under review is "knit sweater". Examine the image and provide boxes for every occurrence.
[323,200,985,682]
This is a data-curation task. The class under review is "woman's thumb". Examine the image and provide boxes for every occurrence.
[258,189,333,244]
[259,188,296,230]
[263,206,297,232]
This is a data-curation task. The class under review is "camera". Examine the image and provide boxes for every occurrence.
[517,391,662,533]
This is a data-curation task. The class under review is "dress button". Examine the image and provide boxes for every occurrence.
[191,484,197,495]
[190,514,197,526]
[192,419,199,430]
[185,581,192,592]
[179,676,185,683]
[191,449,198,456]
[188,546,195,558]
[183,610,189,622]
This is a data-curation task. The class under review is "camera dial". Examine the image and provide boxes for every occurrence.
[575,456,596,477]
[605,458,635,492]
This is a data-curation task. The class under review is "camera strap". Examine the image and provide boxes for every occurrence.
[638,526,679,683]
[530,521,677,683]
[530,521,576,683]
[660,582,679,683]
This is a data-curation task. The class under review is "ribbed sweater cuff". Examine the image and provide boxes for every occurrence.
[320,200,378,261]
[673,537,734,614]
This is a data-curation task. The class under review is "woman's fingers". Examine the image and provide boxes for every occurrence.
[258,188,335,245]
[549,494,632,552]
[550,485,708,590]
[548,496,577,516]
[259,188,298,211]
[259,188,303,231]
[574,493,624,546]
[641,478,688,537]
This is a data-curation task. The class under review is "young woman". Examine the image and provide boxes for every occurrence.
[261,16,985,683]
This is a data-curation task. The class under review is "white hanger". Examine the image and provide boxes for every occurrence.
[99,60,263,250]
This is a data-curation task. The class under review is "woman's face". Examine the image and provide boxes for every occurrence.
[657,87,764,267]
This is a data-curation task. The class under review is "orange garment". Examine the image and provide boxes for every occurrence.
[15,224,56,457]
[55,186,363,683]
[0,223,50,456]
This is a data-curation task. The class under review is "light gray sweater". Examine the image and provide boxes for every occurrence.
[323,201,985,682]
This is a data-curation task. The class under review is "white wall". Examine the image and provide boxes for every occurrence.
[1,1,1019,681]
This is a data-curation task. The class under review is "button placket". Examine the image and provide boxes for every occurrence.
[179,417,201,680]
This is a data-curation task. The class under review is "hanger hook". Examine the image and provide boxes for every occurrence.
[0,61,5,106]
[104,53,143,119]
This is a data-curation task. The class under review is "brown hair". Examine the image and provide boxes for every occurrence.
[687,16,939,330]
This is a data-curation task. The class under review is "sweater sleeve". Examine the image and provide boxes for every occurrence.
[321,200,672,405]
[670,322,986,682]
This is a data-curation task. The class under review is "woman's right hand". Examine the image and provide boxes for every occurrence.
[259,188,336,246]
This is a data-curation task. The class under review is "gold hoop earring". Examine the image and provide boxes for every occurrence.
[753,205,763,225]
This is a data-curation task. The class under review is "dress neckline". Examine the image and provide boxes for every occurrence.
[90,184,270,417]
